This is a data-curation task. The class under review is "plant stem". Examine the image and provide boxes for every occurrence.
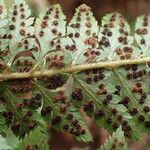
[0,57,150,81]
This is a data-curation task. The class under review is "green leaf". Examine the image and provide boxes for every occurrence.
[98,13,141,61]
[67,4,99,65]
[100,127,128,150]
[35,81,93,143]
[0,134,11,150]
[14,125,49,150]
[1,1,150,147]
[0,0,9,62]
[6,0,35,65]
[35,4,66,58]
[135,15,150,55]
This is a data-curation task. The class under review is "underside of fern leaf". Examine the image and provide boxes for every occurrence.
[100,127,128,150]
[0,0,150,149]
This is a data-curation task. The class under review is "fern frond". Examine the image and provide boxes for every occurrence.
[14,125,49,150]
[35,4,66,57]
[35,80,93,142]
[6,0,35,65]
[135,15,150,55]
[0,134,11,150]
[0,0,9,66]
[0,0,150,148]
[100,127,128,150]
[67,4,99,65]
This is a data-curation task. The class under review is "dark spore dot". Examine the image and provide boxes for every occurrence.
[67,113,73,120]
[72,88,83,101]
[106,94,113,100]
[51,115,62,125]
[9,25,15,30]
[85,77,92,84]
[138,115,145,122]
[143,106,150,113]
[63,124,69,131]
[140,39,145,45]
[106,117,112,123]
[112,122,119,129]
[145,121,150,127]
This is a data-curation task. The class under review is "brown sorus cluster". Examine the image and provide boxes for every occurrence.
[65,44,77,51]
[63,124,69,131]
[136,28,148,35]
[137,15,148,46]
[84,48,100,62]
[116,46,133,59]
[113,85,121,96]
[99,36,110,48]
[94,109,105,119]
[112,122,119,129]
[125,64,147,80]
[67,113,73,120]
[46,54,64,69]
[79,4,91,12]
[65,112,86,136]
[70,121,86,136]
[45,74,65,89]
[97,84,107,95]
[0,49,10,58]
[10,3,29,38]
[59,103,69,113]
[122,123,132,137]
[132,82,143,93]
[27,120,38,130]
[72,88,83,101]
[144,121,150,127]
[143,106,150,113]
[119,96,130,108]
[99,13,129,49]
[30,94,42,109]
[111,108,118,115]
[11,121,21,131]
[67,3,98,62]
[84,37,97,48]
[16,103,25,110]
[16,59,33,67]
[84,68,105,84]
[3,111,14,123]
[53,91,67,103]
[101,93,113,106]
[83,101,95,112]
[41,106,52,116]
[9,78,33,93]
[139,93,147,104]
[51,115,62,125]
[129,108,138,115]
[39,5,63,40]
[138,115,145,122]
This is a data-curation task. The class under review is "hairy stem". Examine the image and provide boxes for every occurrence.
[0,57,150,81]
